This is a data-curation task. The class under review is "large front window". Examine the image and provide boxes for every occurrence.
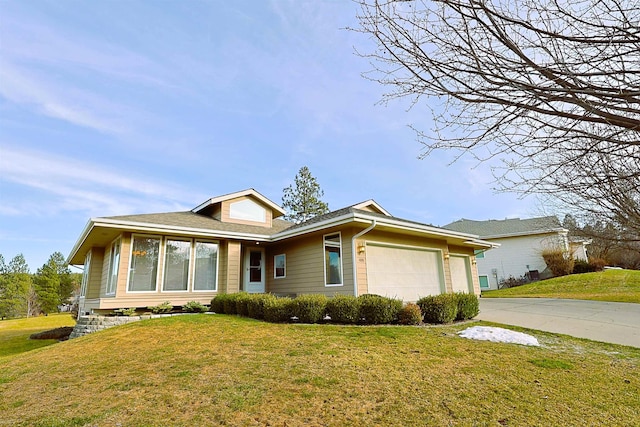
[128,236,160,292]
[106,238,121,295]
[193,241,218,291]
[163,239,191,291]
[324,233,343,286]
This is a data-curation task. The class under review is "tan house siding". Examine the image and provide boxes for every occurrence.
[225,240,241,293]
[266,229,355,297]
[355,237,368,297]
[86,247,104,299]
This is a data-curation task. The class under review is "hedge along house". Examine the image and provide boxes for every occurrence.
[68,189,496,316]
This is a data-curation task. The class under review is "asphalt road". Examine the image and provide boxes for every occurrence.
[477,298,640,348]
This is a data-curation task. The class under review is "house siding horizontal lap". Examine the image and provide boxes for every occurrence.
[266,229,355,297]
[476,234,563,289]
[86,248,104,300]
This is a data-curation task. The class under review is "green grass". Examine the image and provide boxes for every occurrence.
[0,314,638,426]
[482,269,640,303]
[0,314,76,358]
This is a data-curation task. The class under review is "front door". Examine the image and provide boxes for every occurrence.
[244,248,265,293]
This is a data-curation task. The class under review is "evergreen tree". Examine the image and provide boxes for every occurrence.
[282,166,329,224]
[49,252,75,304]
[0,254,32,318]
[34,256,63,315]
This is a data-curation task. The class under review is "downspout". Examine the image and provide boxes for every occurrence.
[351,220,377,297]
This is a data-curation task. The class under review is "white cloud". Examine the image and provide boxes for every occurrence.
[0,146,201,217]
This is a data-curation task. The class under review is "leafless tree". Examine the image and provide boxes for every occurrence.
[354,0,640,238]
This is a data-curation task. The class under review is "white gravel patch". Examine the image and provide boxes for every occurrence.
[458,326,540,346]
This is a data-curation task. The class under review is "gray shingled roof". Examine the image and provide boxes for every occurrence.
[280,206,437,233]
[102,211,294,236]
[442,216,563,238]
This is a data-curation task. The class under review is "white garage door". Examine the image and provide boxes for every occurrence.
[450,255,472,293]
[366,244,444,302]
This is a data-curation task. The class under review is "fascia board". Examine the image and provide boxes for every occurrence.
[192,188,286,216]
[272,211,496,248]
[271,213,360,240]
[67,219,96,264]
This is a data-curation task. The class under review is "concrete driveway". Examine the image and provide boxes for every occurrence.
[477,298,640,348]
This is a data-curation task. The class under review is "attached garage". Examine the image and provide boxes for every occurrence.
[365,243,445,302]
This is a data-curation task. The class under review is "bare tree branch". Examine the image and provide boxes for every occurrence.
[353,0,640,241]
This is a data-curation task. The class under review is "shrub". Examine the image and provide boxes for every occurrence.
[542,249,575,277]
[292,294,328,323]
[455,293,479,320]
[326,294,360,324]
[263,296,294,323]
[398,303,422,325]
[182,301,208,313]
[223,293,242,315]
[148,301,173,314]
[417,294,458,324]
[498,275,530,289]
[210,294,228,314]
[114,307,137,316]
[573,258,606,274]
[247,294,273,320]
[235,292,252,317]
[358,294,402,325]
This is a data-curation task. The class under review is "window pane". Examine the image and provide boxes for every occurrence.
[81,251,91,297]
[229,199,266,222]
[106,239,120,295]
[474,249,485,259]
[325,246,342,285]
[163,240,191,291]
[128,237,160,292]
[194,242,217,291]
[325,234,340,245]
[274,254,285,278]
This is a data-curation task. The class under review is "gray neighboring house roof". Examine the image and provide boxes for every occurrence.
[443,216,566,239]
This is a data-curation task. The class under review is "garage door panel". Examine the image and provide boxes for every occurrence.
[450,256,472,293]
[366,245,443,302]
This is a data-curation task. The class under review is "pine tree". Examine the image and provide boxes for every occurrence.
[0,254,32,318]
[282,166,329,224]
[34,256,63,315]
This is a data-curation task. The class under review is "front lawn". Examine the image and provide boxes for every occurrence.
[482,269,640,303]
[0,315,638,426]
[0,314,75,358]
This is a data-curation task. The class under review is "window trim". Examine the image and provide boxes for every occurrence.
[479,275,490,289]
[80,251,91,297]
[192,240,219,292]
[126,234,162,293]
[274,253,286,279]
[161,237,192,293]
[105,237,121,296]
[323,232,344,287]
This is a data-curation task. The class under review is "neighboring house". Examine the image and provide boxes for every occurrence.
[443,216,587,291]
[68,189,495,316]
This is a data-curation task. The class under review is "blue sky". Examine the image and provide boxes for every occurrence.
[0,0,536,271]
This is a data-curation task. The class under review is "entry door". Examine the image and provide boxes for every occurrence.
[244,248,265,293]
